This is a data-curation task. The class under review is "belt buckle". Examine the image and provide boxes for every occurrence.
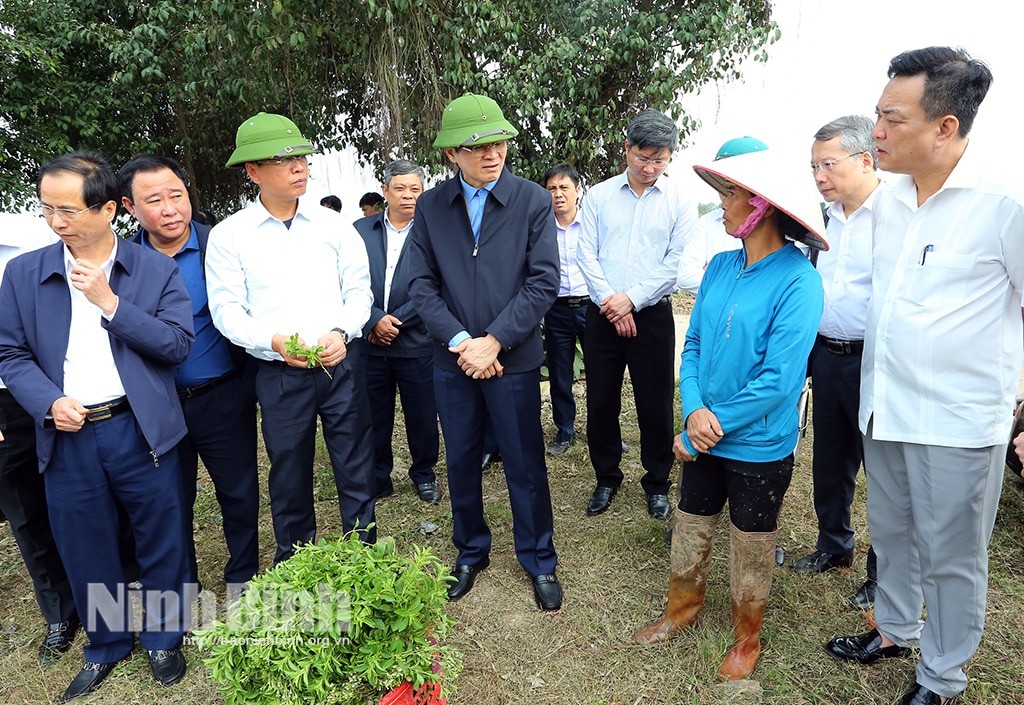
[87,405,113,422]
[825,339,844,354]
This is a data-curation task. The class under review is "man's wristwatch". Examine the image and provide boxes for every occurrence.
[332,327,351,344]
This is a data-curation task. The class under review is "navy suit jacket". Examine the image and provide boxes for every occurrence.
[354,212,431,358]
[0,238,195,471]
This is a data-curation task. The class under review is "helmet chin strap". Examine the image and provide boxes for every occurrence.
[729,195,771,239]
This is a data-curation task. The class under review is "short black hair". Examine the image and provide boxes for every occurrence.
[194,208,219,226]
[542,164,581,188]
[320,195,342,212]
[358,192,385,208]
[37,149,120,213]
[887,46,992,137]
[118,154,190,202]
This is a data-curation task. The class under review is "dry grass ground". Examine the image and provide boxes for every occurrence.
[3,319,1024,704]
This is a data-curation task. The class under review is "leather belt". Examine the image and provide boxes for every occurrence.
[177,370,238,400]
[555,295,590,308]
[84,397,130,422]
[818,335,864,355]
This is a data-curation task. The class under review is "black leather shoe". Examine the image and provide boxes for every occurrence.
[481,452,501,472]
[39,619,79,665]
[849,578,877,610]
[447,557,490,601]
[148,648,186,686]
[375,484,395,500]
[547,436,575,456]
[896,683,953,705]
[532,573,562,611]
[825,628,912,665]
[62,660,120,701]
[586,485,618,515]
[415,482,442,504]
[646,494,671,520]
[791,549,854,574]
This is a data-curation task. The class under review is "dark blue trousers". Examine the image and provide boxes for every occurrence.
[434,366,557,576]
[256,357,376,563]
[544,302,587,444]
[583,300,675,495]
[363,353,439,493]
[0,389,76,626]
[46,411,190,662]
[178,372,260,584]
[809,339,865,554]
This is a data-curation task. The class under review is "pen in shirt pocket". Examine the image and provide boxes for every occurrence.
[919,244,934,265]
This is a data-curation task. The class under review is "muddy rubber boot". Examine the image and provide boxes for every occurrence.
[718,523,776,680]
[633,509,721,645]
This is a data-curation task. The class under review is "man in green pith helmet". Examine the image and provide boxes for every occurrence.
[407,93,563,611]
[205,112,377,560]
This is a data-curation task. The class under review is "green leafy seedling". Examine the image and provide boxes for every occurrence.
[284,332,332,379]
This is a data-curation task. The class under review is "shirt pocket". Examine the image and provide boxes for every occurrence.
[902,252,976,308]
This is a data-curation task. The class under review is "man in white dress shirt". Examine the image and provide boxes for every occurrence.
[206,112,377,561]
[791,116,881,611]
[825,47,1024,705]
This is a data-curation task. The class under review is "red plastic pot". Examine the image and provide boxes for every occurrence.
[378,680,445,705]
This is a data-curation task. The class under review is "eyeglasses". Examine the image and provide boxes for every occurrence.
[628,149,670,168]
[810,153,861,174]
[459,141,507,156]
[38,204,103,222]
[256,155,308,168]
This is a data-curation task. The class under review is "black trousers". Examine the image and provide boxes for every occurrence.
[583,299,675,496]
[0,389,76,626]
[256,355,376,563]
[678,452,794,532]
[809,339,865,554]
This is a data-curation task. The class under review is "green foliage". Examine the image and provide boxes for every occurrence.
[194,533,460,705]
[0,0,775,211]
[284,332,332,379]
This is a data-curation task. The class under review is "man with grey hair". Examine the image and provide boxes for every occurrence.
[577,109,697,519]
[354,159,440,504]
[792,116,881,610]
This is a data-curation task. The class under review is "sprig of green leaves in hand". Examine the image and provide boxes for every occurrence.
[284,333,332,380]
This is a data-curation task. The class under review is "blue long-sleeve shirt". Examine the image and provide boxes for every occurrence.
[679,243,822,462]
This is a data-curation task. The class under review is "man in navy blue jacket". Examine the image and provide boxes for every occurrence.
[121,155,261,591]
[408,93,562,611]
[0,151,194,701]
[354,159,441,504]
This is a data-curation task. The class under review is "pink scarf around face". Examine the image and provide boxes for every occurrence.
[729,195,771,239]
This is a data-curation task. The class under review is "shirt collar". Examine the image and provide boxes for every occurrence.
[63,232,118,275]
[459,173,499,202]
[139,222,199,254]
[383,208,413,233]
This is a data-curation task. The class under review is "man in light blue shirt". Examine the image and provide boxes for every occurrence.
[577,109,697,519]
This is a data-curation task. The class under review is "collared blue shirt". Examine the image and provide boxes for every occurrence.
[449,174,500,346]
[142,224,233,387]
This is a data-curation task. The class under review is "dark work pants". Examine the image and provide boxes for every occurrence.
[178,372,261,584]
[544,302,588,444]
[47,411,190,662]
[809,340,865,554]
[434,366,557,576]
[583,299,675,495]
[678,452,794,532]
[363,353,439,493]
[256,357,376,563]
[0,389,76,626]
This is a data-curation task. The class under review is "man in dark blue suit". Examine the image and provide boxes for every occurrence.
[408,94,562,611]
[0,151,194,701]
[120,155,261,591]
[354,160,441,504]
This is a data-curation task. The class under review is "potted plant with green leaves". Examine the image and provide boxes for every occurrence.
[194,531,460,704]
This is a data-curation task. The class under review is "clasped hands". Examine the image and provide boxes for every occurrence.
[673,407,724,462]
[600,293,636,337]
[450,333,503,379]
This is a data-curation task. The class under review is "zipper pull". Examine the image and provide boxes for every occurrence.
[472,242,479,257]
[151,450,160,468]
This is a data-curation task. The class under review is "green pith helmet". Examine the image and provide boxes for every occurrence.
[714,136,769,161]
[225,112,316,168]
[432,94,519,149]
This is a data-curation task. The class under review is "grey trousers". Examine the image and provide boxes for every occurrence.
[863,428,1003,697]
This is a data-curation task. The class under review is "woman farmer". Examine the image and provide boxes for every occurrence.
[633,147,827,680]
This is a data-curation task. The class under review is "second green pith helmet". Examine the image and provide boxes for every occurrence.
[225,112,316,168]
[432,94,519,149]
